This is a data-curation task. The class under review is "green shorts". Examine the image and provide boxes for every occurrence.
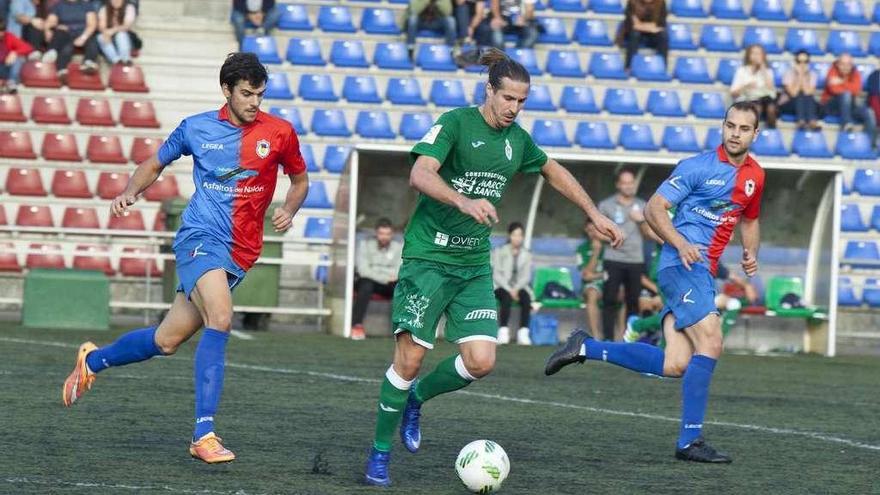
[582,279,603,294]
[391,258,497,349]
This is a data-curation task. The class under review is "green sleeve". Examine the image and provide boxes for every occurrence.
[409,111,459,166]
[576,242,589,270]
[518,128,549,174]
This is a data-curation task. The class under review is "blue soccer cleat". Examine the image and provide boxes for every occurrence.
[364,447,391,486]
[399,388,422,453]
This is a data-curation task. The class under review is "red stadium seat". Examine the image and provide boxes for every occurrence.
[5,167,47,196]
[76,98,115,126]
[73,244,115,275]
[96,171,129,199]
[26,243,65,269]
[20,61,61,88]
[109,64,149,92]
[31,96,71,124]
[0,131,37,159]
[107,210,145,231]
[152,210,167,231]
[86,135,127,163]
[67,62,106,91]
[16,204,54,227]
[41,133,81,161]
[62,207,100,229]
[0,242,21,272]
[130,137,163,163]
[51,169,93,198]
[0,94,27,122]
[143,175,180,201]
[119,246,162,277]
[119,100,160,128]
[0,204,6,225]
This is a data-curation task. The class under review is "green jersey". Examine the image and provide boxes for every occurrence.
[404,107,548,266]
[576,240,604,274]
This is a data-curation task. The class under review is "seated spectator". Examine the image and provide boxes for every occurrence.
[352,218,403,341]
[492,222,533,345]
[779,51,820,130]
[43,0,99,80]
[475,0,537,50]
[97,0,136,65]
[0,16,33,93]
[868,68,880,132]
[230,0,281,50]
[577,217,605,337]
[731,44,778,128]
[822,53,877,148]
[616,0,668,71]
[9,0,49,59]
[402,0,456,60]
[454,0,484,45]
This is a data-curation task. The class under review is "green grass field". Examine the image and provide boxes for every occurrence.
[1,324,878,495]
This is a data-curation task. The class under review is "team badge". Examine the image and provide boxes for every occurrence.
[256,139,270,159]
[744,179,756,197]
[504,138,512,161]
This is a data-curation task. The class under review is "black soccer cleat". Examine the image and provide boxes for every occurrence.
[544,329,590,376]
[675,438,732,464]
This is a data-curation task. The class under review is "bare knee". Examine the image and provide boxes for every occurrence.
[462,354,495,379]
[663,356,690,378]
[393,334,426,380]
[203,311,233,332]
[154,331,184,355]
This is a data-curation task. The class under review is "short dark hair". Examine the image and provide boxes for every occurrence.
[615,167,636,182]
[479,47,531,90]
[795,50,809,60]
[219,52,268,91]
[724,101,760,127]
[375,218,393,230]
[508,221,524,234]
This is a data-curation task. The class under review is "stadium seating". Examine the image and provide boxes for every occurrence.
[843,241,880,264]
[874,2,880,22]
[690,92,726,119]
[785,28,822,55]
[356,111,396,139]
[119,100,160,128]
[387,77,425,105]
[742,26,782,54]
[265,72,294,99]
[76,98,115,126]
[374,42,413,70]
[870,32,880,56]
[42,133,81,161]
[430,80,467,107]
[241,36,281,64]
[21,61,61,88]
[473,81,487,105]
[318,5,356,32]
[525,84,556,111]
[108,210,146,231]
[671,0,706,17]
[96,172,130,199]
[278,3,312,30]
[26,243,65,269]
[52,170,92,198]
[573,19,610,46]
[300,143,318,172]
[840,204,868,231]
[667,23,697,51]
[342,76,381,104]
[588,52,627,80]
[0,131,37,159]
[546,50,585,78]
[550,0,586,12]
[417,44,456,72]
[872,205,880,231]
[305,217,333,239]
[330,40,369,68]
[751,0,788,20]
[73,245,115,275]
[603,88,642,115]
[811,61,831,88]
[303,181,333,208]
[835,132,876,160]
[769,60,792,87]
[711,0,747,19]
[792,130,833,158]
[832,0,869,24]
[663,126,701,152]
[361,8,400,34]
[532,119,571,147]
[270,106,307,134]
[792,0,828,22]
[87,135,127,163]
[560,86,599,113]
[647,90,685,117]
[31,96,71,124]
[400,112,433,140]
[751,129,789,156]
[119,247,162,277]
[0,94,26,122]
[674,57,712,83]
[0,241,20,272]
[323,145,351,173]
[144,175,180,201]
[863,279,880,307]
[109,64,148,92]
[299,74,338,102]
[632,54,670,82]
[576,121,614,149]
[701,25,738,52]
[67,62,105,91]
[508,48,542,76]
[16,205,53,227]
[538,18,570,44]
[826,30,866,56]
[853,169,880,196]
[588,0,622,14]
[6,168,46,196]
[716,58,741,85]
[287,39,325,66]
[130,137,163,163]
[837,278,860,306]
[311,109,351,137]
[619,124,659,151]
[62,207,100,229]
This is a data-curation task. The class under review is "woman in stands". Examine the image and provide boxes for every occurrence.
[97,0,137,66]
[617,0,668,72]
[730,44,778,128]
[779,50,820,131]
[492,222,534,345]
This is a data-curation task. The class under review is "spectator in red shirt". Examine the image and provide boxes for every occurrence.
[0,16,35,93]
[822,53,877,147]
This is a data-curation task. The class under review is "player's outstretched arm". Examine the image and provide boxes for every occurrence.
[410,155,498,226]
[272,171,309,233]
[645,193,702,270]
[110,153,164,217]
[739,217,760,277]
[540,159,623,248]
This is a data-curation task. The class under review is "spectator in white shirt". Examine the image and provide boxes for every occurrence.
[731,44,778,128]
[492,222,534,345]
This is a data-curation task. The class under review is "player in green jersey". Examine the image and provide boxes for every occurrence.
[577,218,605,337]
[364,49,624,487]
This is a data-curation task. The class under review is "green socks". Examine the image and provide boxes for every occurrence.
[414,354,474,403]
[372,366,413,452]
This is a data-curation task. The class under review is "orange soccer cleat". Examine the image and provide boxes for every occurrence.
[62,341,98,407]
[190,433,236,464]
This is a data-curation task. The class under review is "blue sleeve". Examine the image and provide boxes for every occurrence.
[656,159,702,206]
[157,120,191,167]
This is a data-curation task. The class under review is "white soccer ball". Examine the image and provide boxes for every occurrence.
[455,440,510,493]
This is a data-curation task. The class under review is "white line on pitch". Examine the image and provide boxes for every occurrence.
[2,477,267,495]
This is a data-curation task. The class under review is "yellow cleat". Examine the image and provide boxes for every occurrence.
[190,433,236,464]
[62,342,98,407]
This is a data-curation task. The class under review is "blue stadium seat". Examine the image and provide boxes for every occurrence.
[546,50,585,78]
[300,143,318,172]
[318,5,356,32]
[844,241,880,263]
[716,58,741,84]
[362,8,400,34]
[837,277,860,306]
[286,39,325,66]
[751,0,788,20]
[538,18,570,44]
[278,4,313,30]
[310,109,350,137]
[298,74,337,102]
[827,30,866,56]
[832,0,869,24]
[872,205,880,231]
[303,181,333,208]
[560,86,599,113]
[323,145,351,173]
[700,25,739,52]
[387,78,425,105]
[633,54,671,82]
[856,63,876,90]
[305,217,333,239]
[342,76,381,103]
[853,169,880,196]
[742,27,782,54]
[549,0,586,12]
[525,84,556,111]
[836,131,877,160]
[670,0,706,17]
[399,112,434,140]
[751,129,789,156]
[863,279,880,307]
[769,60,792,87]
[663,126,701,152]
[792,0,828,22]
[330,40,368,68]
[589,52,627,80]
[841,204,868,231]
[473,81,486,105]
[647,90,685,117]
[589,0,623,14]
[603,88,641,115]
[619,124,658,151]
[870,32,880,56]
[810,61,831,88]
[574,19,612,46]
[532,120,571,147]
[668,24,697,50]
[711,0,747,19]
[356,111,396,139]
[430,80,467,107]
[374,42,413,70]
[792,130,833,158]
[242,36,281,64]
[575,121,615,149]
[690,92,726,119]
[264,72,293,99]
[704,127,722,149]
[785,29,823,56]
[507,48,542,75]
[874,2,880,22]
[269,106,306,135]
[674,57,712,83]
[417,44,456,72]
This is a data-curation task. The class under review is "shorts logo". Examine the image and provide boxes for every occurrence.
[256,139,270,159]
[434,232,449,247]
[504,138,512,161]
[682,288,695,304]
[464,309,497,321]
[190,243,208,257]
[744,179,756,197]
[403,294,431,329]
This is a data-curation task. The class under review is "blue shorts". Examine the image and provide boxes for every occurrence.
[173,233,246,299]
[657,264,718,331]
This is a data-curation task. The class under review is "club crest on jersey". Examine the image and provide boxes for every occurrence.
[744,179,756,197]
[504,138,512,161]
[256,139,270,159]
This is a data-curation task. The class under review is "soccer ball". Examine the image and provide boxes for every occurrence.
[455,440,510,493]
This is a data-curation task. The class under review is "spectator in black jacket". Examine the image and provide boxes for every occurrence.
[231,0,281,49]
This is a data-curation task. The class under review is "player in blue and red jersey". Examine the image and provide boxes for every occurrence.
[545,101,764,464]
[61,53,309,463]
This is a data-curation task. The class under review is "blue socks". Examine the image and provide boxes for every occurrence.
[193,328,229,441]
[677,354,717,449]
[85,326,162,373]
[581,341,665,377]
